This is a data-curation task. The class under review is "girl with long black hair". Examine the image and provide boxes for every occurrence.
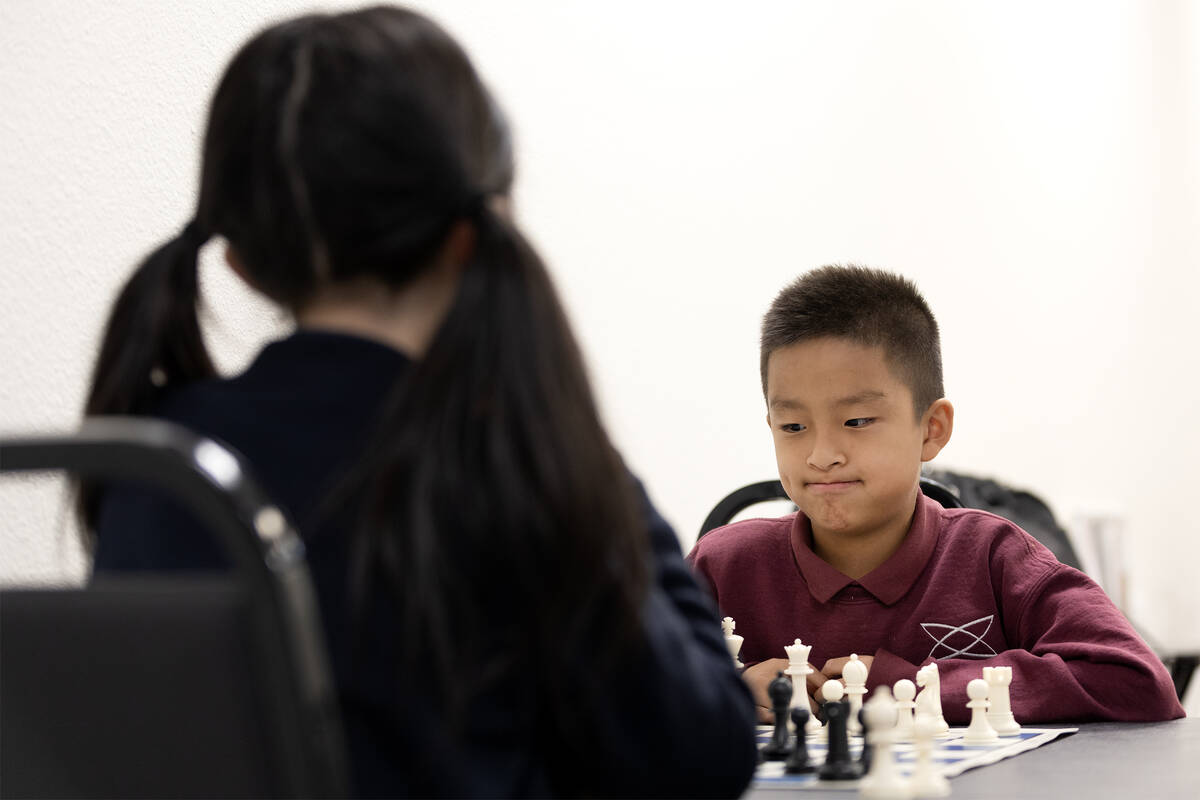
[81,5,757,797]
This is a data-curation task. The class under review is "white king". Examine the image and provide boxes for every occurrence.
[783,638,818,731]
[721,617,744,668]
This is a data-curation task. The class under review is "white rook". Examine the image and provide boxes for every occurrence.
[983,665,1020,734]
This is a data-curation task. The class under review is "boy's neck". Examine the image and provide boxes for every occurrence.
[810,502,917,581]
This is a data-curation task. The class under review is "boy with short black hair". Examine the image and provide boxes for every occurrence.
[690,265,1183,723]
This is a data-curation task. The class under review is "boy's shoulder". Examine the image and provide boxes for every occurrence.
[926,501,1066,576]
[688,513,796,565]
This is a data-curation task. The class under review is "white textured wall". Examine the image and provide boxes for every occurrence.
[2,1,1198,709]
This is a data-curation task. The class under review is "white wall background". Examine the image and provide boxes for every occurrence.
[2,0,1197,712]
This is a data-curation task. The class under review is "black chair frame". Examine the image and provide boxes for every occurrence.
[698,476,962,538]
[1,418,349,798]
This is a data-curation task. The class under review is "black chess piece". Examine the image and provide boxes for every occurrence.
[817,699,863,781]
[784,706,814,774]
[760,671,793,761]
[857,706,872,775]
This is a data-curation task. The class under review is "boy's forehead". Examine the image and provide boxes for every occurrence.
[766,338,912,407]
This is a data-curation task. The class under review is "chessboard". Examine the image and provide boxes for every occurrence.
[753,724,1077,790]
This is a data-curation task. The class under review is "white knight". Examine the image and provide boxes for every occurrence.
[915,662,950,734]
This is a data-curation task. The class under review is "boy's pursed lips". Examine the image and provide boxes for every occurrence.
[804,480,861,494]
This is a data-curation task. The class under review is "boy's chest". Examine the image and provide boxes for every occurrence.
[733,575,1011,668]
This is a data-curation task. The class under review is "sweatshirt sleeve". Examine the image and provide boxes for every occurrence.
[566,480,759,797]
[871,557,1184,724]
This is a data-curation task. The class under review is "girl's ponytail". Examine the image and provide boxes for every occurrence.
[353,201,650,725]
[77,221,217,534]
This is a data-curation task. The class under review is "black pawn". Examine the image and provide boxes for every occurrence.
[784,706,814,774]
[817,699,863,781]
[857,706,872,775]
[760,671,793,760]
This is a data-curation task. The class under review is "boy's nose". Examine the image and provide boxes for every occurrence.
[805,434,845,471]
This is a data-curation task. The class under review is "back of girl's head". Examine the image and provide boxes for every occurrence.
[80,6,511,524]
[82,5,650,751]
[200,6,512,307]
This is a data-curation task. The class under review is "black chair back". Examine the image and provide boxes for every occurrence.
[698,476,962,538]
[1,418,348,799]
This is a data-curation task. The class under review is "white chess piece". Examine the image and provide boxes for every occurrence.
[721,617,744,669]
[908,713,951,797]
[915,662,950,735]
[843,653,869,736]
[983,666,1020,734]
[819,679,845,742]
[859,685,911,799]
[962,677,999,744]
[784,638,821,734]
[892,679,917,741]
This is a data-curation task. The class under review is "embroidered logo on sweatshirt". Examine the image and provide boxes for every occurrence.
[921,615,999,659]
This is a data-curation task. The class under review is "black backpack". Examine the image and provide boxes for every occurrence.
[923,469,1082,570]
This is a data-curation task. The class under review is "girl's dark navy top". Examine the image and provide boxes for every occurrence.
[93,330,757,798]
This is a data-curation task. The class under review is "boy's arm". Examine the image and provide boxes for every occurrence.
[865,566,1184,724]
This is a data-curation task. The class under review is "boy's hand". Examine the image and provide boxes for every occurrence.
[815,654,875,701]
[742,658,822,722]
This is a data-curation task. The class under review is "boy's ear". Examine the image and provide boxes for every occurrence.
[920,399,954,462]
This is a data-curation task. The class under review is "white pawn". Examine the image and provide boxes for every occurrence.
[908,713,951,797]
[915,662,950,735]
[818,679,845,741]
[783,639,820,735]
[844,653,869,736]
[721,617,744,669]
[860,685,911,799]
[982,666,1020,735]
[962,678,999,744]
[892,679,917,741]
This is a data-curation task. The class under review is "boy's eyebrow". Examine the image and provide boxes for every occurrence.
[768,390,887,411]
[768,397,807,411]
[835,390,888,407]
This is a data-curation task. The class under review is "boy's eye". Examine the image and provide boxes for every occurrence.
[845,417,875,428]
[781,423,806,433]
